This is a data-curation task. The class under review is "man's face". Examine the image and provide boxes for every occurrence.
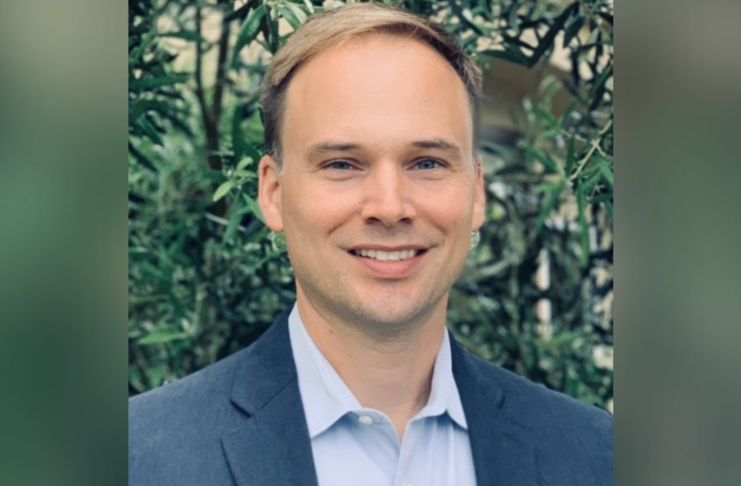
[258,35,485,330]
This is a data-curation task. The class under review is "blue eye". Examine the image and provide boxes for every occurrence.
[326,160,355,170]
[416,159,440,170]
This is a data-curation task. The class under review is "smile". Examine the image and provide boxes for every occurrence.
[349,249,423,261]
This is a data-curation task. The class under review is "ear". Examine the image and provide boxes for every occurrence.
[257,155,284,232]
[472,155,486,231]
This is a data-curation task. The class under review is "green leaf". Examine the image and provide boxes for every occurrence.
[580,171,603,195]
[539,128,559,139]
[604,201,613,218]
[598,12,613,26]
[590,63,613,99]
[279,3,307,30]
[560,99,579,129]
[534,104,559,128]
[538,75,562,103]
[233,170,257,179]
[224,198,244,243]
[129,99,172,121]
[225,0,259,23]
[266,13,280,53]
[501,34,536,52]
[232,104,250,160]
[562,13,586,48]
[565,136,577,175]
[233,4,267,63]
[128,191,146,204]
[481,48,531,66]
[596,155,613,188]
[591,192,613,204]
[245,225,269,244]
[137,327,190,345]
[536,181,565,232]
[584,28,600,47]
[525,146,562,175]
[460,9,490,36]
[576,185,589,268]
[236,157,254,171]
[529,3,577,67]
[213,181,235,202]
[243,194,265,223]
[129,73,189,91]
[135,117,163,145]
[128,25,157,65]
[507,4,521,34]
[129,142,158,172]
[158,31,206,43]
[205,169,227,183]
[277,5,299,30]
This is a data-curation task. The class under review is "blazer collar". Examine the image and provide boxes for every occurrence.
[219,306,540,486]
[221,307,319,486]
[451,336,542,486]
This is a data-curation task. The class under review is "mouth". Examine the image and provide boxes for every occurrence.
[349,248,427,262]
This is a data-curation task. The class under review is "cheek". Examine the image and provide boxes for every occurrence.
[283,185,358,235]
[425,190,474,226]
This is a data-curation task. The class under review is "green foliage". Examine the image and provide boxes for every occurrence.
[129,0,612,409]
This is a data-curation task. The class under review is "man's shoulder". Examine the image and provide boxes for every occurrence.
[493,357,608,420]
[459,350,612,484]
[128,347,254,485]
[133,346,240,400]
[128,311,300,486]
[129,347,250,446]
[460,348,612,443]
[129,311,290,430]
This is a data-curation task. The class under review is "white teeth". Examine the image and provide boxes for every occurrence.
[356,249,418,261]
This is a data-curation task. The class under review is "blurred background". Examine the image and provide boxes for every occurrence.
[128,0,614,411]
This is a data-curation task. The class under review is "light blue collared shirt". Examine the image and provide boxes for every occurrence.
[288,305,477,486]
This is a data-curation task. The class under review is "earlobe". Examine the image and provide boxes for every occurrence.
[257,155,285,232]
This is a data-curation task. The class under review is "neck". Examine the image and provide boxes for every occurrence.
[296,293,447,438]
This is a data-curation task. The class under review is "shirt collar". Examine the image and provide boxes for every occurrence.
[288,304,468,439]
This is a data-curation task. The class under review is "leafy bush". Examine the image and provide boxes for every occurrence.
[129,0,613,409]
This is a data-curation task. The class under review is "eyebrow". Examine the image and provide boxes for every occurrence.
[306,141,361,158]
[410,138,462,156]
[306,138,462,158]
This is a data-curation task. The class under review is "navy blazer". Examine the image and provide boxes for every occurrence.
[129,307,613,485]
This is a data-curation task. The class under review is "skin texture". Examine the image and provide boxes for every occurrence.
[258,34,485,437]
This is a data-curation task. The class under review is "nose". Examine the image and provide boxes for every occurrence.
[360,164,416,228]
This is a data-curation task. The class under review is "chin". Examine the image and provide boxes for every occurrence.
[343,295,441,331]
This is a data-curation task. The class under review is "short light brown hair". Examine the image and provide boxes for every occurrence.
[259,2,482,165]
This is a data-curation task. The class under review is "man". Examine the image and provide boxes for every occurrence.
[129,4,612,486]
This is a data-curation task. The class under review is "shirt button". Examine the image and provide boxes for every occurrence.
[357,414,374,425]
[402,481,415,486]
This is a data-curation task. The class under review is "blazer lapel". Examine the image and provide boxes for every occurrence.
[221,308,319,486]
[451,337,541,486]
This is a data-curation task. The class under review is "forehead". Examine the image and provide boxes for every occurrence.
[280,34,473,159]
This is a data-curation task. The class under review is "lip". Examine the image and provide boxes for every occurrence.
[346,246,428,279]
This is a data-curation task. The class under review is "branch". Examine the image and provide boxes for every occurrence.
[569,120,612,182]
[211,0,232,130]
[194,6,210,134]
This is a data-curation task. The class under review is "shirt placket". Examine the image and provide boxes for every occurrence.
[394,417,424,486]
